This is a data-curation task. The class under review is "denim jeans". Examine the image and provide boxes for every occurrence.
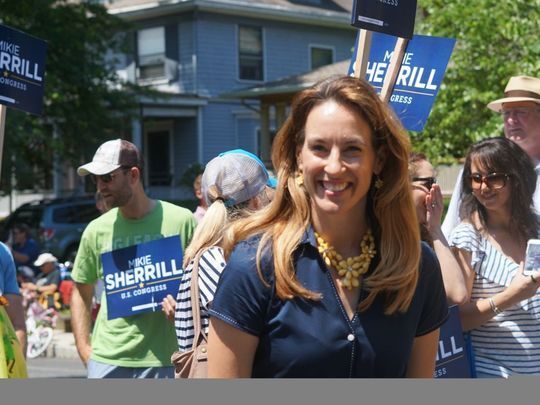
[87,359,174,379]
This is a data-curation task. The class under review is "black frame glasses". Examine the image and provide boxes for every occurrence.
[469,173,510,190]
[90,166,131,184]
[412,176,436,190]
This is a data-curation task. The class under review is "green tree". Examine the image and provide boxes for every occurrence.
[0,0,142,192]
[413,0,540,164]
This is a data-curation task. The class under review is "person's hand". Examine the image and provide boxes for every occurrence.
[22,282,37,291]
[425,184,444,234]
[78,344,92,367]
[162,294,177,322]
[504,263,540,304]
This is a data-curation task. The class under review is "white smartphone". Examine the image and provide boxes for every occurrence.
[524,239,540,276]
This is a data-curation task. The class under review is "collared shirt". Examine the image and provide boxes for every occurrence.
[209,228,448,378]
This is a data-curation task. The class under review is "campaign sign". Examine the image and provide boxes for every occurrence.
[0,24,47,116]
[434,305,471,378]
[351,0,417,39]
[102,235,184,320]
[349,32,455,131]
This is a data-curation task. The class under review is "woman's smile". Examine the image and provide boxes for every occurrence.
[320,180,350,194]
[298,99,382,223]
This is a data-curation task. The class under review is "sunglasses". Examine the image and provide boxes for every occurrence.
[469,173,510,190]
[500,107,540,121]
[90,167,131,184]
[412,176,436,190]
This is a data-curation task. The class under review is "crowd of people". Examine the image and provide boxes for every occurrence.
[2,73,540,379]
[443,75,540,377]
[1,229,68,377]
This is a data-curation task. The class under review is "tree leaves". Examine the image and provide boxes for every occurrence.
[0,0,140,192]
[414,0,540,164]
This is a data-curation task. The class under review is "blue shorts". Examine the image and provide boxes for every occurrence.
[87,359,174,379]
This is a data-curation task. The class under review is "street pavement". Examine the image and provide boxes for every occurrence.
[45,328,80,360]
[26,325,86,377]
[27,356,86,378]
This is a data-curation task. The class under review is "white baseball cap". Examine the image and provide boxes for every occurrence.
[77,139,143,176]
[202,152,269,207]
[34,253,58,267]
[219,149,277,189]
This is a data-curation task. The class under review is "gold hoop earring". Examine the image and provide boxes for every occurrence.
[295,172,304,187]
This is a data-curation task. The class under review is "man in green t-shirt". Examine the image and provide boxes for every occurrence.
[71,139,196,378]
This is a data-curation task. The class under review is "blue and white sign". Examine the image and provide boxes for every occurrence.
[102,235,184,320]
[349,32,455,132]
[351,0,417,39]
[434,305,471,378]
[0,24,47,116]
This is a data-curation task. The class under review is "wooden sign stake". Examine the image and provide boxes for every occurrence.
[380,37,409,103]
[353,29,373,79]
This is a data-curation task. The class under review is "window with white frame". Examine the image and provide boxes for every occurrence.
[137,27,166,80]
[310,46,334,70]
[238,26,263,81]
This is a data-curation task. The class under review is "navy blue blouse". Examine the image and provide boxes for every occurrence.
[209,228,448,378]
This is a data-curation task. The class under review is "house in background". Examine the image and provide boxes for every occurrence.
[106,0,356,200]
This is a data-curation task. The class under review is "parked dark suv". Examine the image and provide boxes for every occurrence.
[0,195,101,262]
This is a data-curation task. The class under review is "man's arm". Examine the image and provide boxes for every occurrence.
[4,293,27,357]
[37,283,58,295]
[71,282,94,366]
[21,282,58,296]
[10,249,30,265]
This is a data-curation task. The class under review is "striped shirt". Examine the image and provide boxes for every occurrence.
[449,222,540,377]
[174,246,226,351]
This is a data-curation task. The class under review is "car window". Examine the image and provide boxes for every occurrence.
[0,206,43,241]
[52,203,100,224]
[10,207,44,229]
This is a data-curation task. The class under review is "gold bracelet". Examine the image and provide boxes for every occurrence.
[488,297,502,315]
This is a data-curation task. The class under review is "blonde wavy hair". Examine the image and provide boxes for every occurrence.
[183,199,230,267]
[222,76,420,315]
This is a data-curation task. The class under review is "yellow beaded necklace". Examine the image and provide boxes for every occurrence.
[314,229,376,290]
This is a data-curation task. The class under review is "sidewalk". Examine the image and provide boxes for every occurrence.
[38,314,79,360]
[45,328,79,359]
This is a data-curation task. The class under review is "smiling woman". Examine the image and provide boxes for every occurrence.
[298,100,382,230]
[449,137,540,378]
[206,75,449,378]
